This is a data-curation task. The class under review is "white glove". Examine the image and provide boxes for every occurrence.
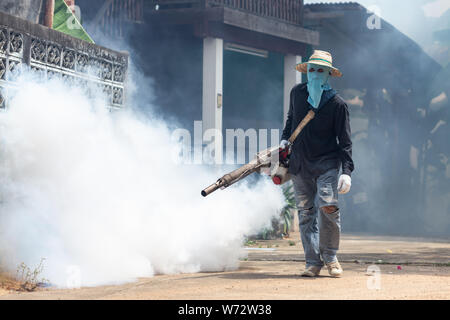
[280,140,289,149]
[338,174,351,194]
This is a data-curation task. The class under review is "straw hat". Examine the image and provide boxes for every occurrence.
[296,50,342,77]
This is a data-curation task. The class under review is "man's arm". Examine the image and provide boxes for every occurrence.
[281,89,294,141]
[334,102,354,176]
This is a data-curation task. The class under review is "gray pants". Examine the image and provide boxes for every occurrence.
[291,168,341,267]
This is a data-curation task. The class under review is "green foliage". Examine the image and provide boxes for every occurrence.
[259,227,271,240]
[244,239,257,246]
[250,182,297,240]
[53,0,94,43]
[280,183,297,236]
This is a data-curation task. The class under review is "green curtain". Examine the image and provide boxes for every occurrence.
[52,0,94,44]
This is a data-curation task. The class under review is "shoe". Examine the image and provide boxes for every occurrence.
[301,265,322,277]
[326,261,343,277]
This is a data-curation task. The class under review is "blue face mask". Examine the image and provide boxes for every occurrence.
[307,63,332,109]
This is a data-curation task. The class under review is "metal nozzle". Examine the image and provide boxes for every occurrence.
[200,159,260,197]
[201,182,221,197]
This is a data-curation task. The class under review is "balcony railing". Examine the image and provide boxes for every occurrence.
[150,0,304,25]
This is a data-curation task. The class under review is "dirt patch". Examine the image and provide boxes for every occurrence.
[1,261,449,300]
[0,272,21,294]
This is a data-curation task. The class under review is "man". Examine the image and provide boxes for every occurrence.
[280,50,354,277]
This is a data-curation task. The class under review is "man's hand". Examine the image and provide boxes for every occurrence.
[338,174,351,194]
[280,140,289,149]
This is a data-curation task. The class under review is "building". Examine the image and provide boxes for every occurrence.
[3,1,448,236]
[303,2,446,235]
[77,0,319,163]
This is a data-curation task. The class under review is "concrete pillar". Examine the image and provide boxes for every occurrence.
[202,37,223,163]
[283,55,302,124]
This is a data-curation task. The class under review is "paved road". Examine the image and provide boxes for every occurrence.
[1,233,449,300]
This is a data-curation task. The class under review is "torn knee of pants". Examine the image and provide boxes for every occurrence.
[320,205,339,214]
[319,183,334,204]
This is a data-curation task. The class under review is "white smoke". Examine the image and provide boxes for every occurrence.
[0,71,284,287]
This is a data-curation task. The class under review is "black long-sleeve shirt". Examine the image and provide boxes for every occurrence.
[281,83,354,178]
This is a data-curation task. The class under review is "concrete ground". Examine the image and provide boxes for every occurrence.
[1,230,449,300]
